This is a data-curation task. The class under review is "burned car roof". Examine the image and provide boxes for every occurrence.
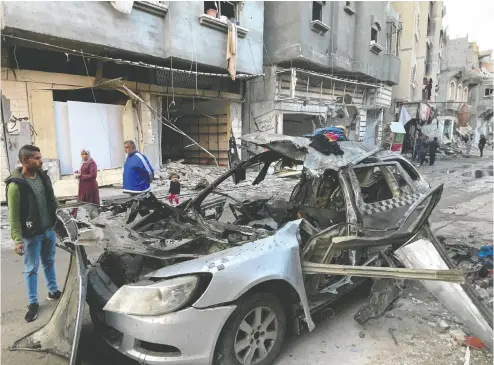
[241,133,400,173]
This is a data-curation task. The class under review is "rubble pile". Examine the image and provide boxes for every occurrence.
[157,159,228,188]
[445,243,494,308]
[154,159,299,202]
[437,143,463,160]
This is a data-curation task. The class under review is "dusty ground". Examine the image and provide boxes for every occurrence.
[1,149,493,365]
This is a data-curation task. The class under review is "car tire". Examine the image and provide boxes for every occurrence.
[215,292,287,365]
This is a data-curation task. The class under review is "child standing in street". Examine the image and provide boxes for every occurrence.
[168,173,181,206]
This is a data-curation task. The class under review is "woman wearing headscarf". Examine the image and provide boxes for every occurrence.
[74,148,100,205]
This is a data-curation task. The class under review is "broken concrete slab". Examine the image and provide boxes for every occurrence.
[395,239,493,351]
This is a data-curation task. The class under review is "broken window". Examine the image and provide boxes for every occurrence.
[204,1,238,21]
[354,166,393,204]
[289,169,346,228]
[312,1,322,22]
[485,86,493,97]
[351,164,425,231]
[386,165,413,195]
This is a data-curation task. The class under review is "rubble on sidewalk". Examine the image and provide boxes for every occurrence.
[443,243,494,309]
[432,141,467,160]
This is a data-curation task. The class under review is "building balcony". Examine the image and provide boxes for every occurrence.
[382,53,401,85]
[1,1,264,75]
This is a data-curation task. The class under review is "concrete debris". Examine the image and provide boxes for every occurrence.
[438,319,451,332]
[396,239,493,351]
[444,243,494,309]
[450,329,467,344]
[464,346,471,365]
[437,143,463,160]
[194,177,210,190]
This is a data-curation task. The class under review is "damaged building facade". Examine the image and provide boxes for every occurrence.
[435,35,494,144]
[0,1,264,200]
[388,1,444,146]
[242,1,401,154]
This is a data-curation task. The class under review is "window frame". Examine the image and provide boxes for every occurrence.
[386,22,401,57]
[369,21,383,54]
[312,1,323,22]
[484,86,494,97]
[456,84,463,102]
[448,80,456,100]
[310,1,330,35]
[463,87,469,103]
[204,1,240,21]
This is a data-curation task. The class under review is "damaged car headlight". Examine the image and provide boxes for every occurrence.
[103,275,199,316]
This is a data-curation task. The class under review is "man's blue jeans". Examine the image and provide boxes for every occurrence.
[23,228,59,305]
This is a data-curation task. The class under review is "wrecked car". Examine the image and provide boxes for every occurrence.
[11,134,493,365]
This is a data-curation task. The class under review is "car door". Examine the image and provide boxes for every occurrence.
[11,210,89,365]
[346,162,443,233]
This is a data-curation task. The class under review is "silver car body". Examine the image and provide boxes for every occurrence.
[101,220,313,364]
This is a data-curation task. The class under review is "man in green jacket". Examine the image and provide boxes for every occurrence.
[5,145,61,322]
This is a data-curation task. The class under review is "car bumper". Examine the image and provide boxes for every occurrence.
[94,305,236,365]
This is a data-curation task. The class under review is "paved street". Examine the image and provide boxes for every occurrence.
[1,151,493,365]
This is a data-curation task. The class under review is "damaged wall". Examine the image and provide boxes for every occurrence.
[0,67,163,201]
[263,2,398,84]
[140,92,161,169]
[2,1,264,75]
[1,79,33,171]
[243,66,278,136]
[163,99,232,165]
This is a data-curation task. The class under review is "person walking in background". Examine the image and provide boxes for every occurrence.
[465,136,472,157]
[123,140,154,195]
[168,173,181,206]
[429,137,439,166]
[75,148,100,205]
[479,134,487,157]
[5,145,61,322]
[416,134,426,166]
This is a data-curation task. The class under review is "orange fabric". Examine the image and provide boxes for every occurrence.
[226,22,237,80]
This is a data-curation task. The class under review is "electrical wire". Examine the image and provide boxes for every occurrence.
[168,8,175,106]
[121,85,219,166]
[2,34,264,80]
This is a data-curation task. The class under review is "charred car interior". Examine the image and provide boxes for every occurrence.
[10,134,493,365]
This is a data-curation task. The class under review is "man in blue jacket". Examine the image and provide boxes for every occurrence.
[123,140,154,195]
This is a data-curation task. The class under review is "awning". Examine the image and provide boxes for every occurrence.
[390,122,406,134]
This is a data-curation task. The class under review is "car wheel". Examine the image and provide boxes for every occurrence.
[216,293,287,365]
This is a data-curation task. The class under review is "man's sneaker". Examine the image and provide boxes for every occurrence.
[47,290,62,301]
[25,303,39,322]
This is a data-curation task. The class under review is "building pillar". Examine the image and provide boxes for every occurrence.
[140,92,161,170]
